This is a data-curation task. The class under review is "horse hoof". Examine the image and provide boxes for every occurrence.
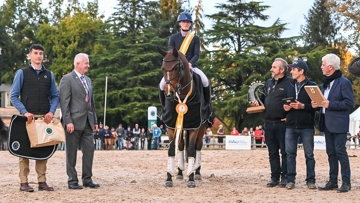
[195,174,202,180]
[176,175,184,180]
[187,181,196,188]
[165,181,173,188]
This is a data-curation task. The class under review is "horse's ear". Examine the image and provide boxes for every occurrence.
[172,47,178,57]
[157,46,167,57]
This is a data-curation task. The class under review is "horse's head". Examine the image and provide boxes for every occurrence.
[158,47,191,99]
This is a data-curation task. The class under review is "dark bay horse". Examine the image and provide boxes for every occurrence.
[158,47,210,188]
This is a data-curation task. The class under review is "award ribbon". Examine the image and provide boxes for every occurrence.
[174,80,193,154]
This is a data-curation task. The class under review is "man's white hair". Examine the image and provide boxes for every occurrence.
[322,54,340,70]
[74,53,89,67]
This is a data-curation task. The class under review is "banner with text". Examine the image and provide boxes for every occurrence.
[314,136,326,150]
[225,135,251,150]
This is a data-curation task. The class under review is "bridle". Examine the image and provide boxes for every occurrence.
[162,57,192,97]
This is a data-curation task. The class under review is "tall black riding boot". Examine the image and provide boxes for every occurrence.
[203,86,213,127]
[159,89,166,107]
[203,86,211,103]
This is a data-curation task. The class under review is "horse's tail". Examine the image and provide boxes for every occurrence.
[0,118,9,143]
[174,128,181,155]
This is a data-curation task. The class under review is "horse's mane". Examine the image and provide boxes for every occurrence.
[164,48,190,73]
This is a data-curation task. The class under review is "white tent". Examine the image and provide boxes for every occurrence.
[349,107,360,138]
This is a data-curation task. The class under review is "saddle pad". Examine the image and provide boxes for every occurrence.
[8,115,57,160]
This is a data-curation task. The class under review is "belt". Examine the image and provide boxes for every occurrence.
[265,119,285,123]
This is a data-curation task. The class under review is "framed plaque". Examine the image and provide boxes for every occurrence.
[304,86,326,107]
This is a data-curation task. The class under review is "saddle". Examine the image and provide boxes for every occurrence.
[8,115,57,160]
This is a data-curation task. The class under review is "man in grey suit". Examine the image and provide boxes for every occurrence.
[59,53,100,189]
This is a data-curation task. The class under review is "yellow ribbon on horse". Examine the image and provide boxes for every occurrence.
[179,32,195,55]
[174,81,193,153]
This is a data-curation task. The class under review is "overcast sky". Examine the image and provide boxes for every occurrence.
[97,0,315,38]
[0,0,315,38]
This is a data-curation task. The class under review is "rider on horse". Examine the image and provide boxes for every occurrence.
[159,12,211,107]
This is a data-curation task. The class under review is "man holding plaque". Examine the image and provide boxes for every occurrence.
[283,60,317,190]
[312,54,354,193]
[250,58,292,188]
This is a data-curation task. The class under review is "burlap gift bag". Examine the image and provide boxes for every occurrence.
[26,118,66,148]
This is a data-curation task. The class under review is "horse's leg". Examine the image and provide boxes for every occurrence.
[186,129,199,188]
[194,124,206,180]
[165,129,176,188]
[176,130,185,180]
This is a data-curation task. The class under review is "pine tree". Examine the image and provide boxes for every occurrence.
[90,0,171,127]
[301,0,339,48]
[201,0,296,130]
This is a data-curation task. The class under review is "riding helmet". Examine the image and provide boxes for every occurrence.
[177,12,192,23]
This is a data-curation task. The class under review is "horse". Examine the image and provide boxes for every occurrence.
[0,117,9,150]
[157,47,211,188]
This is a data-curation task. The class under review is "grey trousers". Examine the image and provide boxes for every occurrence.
[66,122,95,185]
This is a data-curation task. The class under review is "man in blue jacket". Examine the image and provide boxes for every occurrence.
[283,60,317,190]
[312,54,354,193]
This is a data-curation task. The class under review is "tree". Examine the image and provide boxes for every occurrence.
[0,0,49,83]
[36,11,103,80]
[326,0,360,54]
[90,0,172,127]
[301,0,340,49]
[201,0,298,131]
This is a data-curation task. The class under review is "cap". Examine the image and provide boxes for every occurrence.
[288,60,308,72]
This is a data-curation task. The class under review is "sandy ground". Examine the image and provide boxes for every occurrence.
[1,149,360,203]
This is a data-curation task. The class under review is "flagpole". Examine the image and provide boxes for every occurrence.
[103,76,108,126]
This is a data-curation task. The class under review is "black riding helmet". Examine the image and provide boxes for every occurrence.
[177,12,192,23]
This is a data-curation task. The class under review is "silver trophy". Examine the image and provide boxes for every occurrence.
[246,82,265,114]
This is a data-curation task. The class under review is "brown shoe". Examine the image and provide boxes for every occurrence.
[20,183,34,192]
[38,182,54,191]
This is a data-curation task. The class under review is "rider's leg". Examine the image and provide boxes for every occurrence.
[159,78,166,107]
[193,68,211,103]
[192,68,209,87]
[159,77,166,90]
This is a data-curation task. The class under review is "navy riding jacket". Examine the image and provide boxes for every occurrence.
[168,32,200,67]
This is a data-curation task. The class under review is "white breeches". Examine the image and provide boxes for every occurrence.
[159,68,209,90]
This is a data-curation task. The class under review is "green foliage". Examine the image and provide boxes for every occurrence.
[36,12,103,80]
[0,0,353,130]
[301,0,340,48]
[201,0,297,130]
[89,0,172,127]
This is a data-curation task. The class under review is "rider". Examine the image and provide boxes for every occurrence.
[159,12,211,107]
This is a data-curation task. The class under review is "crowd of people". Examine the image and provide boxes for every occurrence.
[203,125,265,148]
[58,123,167,151]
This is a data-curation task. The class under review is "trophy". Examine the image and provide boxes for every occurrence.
[246,82,266,114]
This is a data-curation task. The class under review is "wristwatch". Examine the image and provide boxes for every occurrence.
[301,103,305,109]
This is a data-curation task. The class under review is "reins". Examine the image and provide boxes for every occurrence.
[162,57,193,97]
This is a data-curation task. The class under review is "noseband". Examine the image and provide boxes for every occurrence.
[162,58,191,96]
